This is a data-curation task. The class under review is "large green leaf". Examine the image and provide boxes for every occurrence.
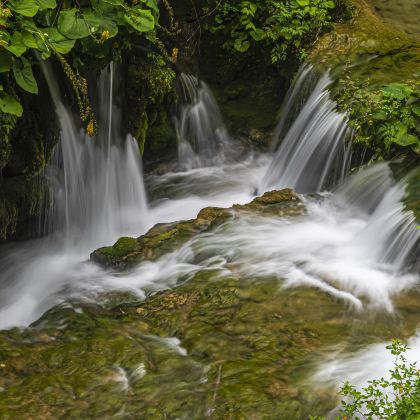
[411,102,420,117]
[395,133,419,146]
[124,7,155,32]
[234,38,250,52]
[4,32,27,57]
[142,0,159,15]
[13,57,38,94]
[58,10,91,40]
[0,51,13,73]
[83,11,118,37]
[383,83,413,100]
[7,0,39,17]
[43,28,76,54]
[0,93,23,116]
[36,0,56,9]
[22,30,38,48]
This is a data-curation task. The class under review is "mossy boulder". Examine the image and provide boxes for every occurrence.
[91,189,305,270]
[311,0,420,160]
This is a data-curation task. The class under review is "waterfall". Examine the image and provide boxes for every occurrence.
[262,69,353,193]
[336,163,420,272]
[42,62,148,249]
[0,63,149,328]
[174,73,236,169]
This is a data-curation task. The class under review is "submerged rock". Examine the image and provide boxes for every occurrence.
[91,189,306,270]
[0,269,418,418]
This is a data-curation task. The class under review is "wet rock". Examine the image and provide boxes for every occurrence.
[91,189,306,270]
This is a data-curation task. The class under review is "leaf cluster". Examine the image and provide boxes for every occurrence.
[207,0,340,63]
[334,73,420,157]
[0,0,161,133]
[339,340,420,419]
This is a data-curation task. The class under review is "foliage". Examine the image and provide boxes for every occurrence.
[339,340,420,419]
[312,340,420,419]
[0,0,165,135]
[333,71,420,157]
[206,0,347,63]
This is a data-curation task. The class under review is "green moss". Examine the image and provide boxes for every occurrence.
[91,189,306,270]
[311,0,420,159]
[0,270,418,418]
[124,52,177,164]
[405,168,420,223]
[0,175,48,240]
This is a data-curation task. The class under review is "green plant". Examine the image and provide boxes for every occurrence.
[0,0,166,135]
[333,71,420,157]
[207,0,345,63]
[339,340,420,419]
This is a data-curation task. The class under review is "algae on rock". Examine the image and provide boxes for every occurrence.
[91,189,306,270]
[311,0,420,160]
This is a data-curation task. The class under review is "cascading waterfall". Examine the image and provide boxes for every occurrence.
[271,63,318,151]
[174,73,237,169]
[0,63,149,328]
[43,62,148,248]
[262,70,353,193]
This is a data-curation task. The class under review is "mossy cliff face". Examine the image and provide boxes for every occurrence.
[123,52,178,166]
[91,189,305,270]
[1,189,419,418]
[0,69,59,241]
[311,0,420,160]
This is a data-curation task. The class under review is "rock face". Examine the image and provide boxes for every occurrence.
[91,189,306,270]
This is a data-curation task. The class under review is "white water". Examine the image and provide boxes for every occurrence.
[174,73,238,169]
[313,332,420,415]
[262,70,353,193]
[0,65,418,400]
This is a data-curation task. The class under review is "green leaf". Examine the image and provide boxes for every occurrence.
[234,38,250,52]
[124,7,155,32]
[396,133,418,146]
[296,0,309,6]
[4,32,27,57]
[0,93,23,116]
[36,0,56,10]
[372,110,387,120]
[324,1,335,8]
[0,51,13,73]
[7,0,39,17]
[250,28,265,41]
[43,28,76,54]
[13,57,38,94]
[22,30,38,48]
[58,10,91,40]
[83,11,118,37]
[411,102,420,117]
[383,83,413,100]
[142,0,159,15]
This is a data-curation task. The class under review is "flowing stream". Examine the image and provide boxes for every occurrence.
[0,64,419,404]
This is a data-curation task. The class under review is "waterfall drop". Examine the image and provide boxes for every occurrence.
[262,70,352,193]
[174,73,237,169]
[42,62,148,249]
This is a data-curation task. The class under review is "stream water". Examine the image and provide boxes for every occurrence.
[0,63,419,409]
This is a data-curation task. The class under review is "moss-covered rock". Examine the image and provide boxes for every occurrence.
[0,268,418,418]
[124,52,178,166]
[311,0,420,160]
[91,189,305,269]
[0,68,59,241]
